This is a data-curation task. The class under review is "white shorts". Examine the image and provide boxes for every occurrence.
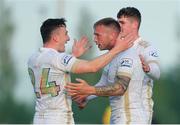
[110,108,148,124]
[33,110,74,124]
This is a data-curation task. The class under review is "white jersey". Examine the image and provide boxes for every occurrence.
[87,38,160,124]
[96,45,146,124]
[134,37,160,123]
[27,47,78,124]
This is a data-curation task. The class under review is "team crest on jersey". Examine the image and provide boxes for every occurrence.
[61,55,73,66]
[149,51,158,57]
[120,58,133,68]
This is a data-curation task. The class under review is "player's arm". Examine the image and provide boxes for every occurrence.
[66,55,134,96]
[145,61,160,80]
[72,70,108,104]
[71,34,134,74]
[87,71,108,100]
[94,75,130,96]
[66,75,130,96]
[140,47,160,80]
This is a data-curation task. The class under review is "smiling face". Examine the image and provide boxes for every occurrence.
[52,26,70,52]
[94,25,117,50]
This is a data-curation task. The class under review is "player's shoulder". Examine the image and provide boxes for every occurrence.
[116,48,137,69]
[40,48,72,59]
[138,37,158,51]
[27,49,41,65]
[41,47,59,56]
[138,38,151,48]
[60,53,75,66]
[117,46,138,60]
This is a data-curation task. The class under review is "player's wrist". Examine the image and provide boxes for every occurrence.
[72,51,80,58]
[88,86,96,95]
[110,47,121,55]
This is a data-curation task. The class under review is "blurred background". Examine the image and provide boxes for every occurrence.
[0,0,180,124]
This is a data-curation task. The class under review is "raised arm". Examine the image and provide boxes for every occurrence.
[71,34,134,74]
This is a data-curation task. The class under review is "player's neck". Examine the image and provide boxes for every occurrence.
[43,42,57,50]
[135,34,140,40]
[131,31,140,42]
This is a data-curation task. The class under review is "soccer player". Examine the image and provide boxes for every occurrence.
[70,7,161,124]
[117,7,160,123]
[27,18,133,124]
[66,17,147,124]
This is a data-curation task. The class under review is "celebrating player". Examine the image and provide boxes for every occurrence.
[117,7,160,123]
[66,17,147,124]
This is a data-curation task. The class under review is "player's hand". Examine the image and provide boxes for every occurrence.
[72,36,92,57]
[72,94,88,103]
[78,99,88,110]
[65,78,95,96]
[72,94,88,109]
[113,32,135,52]
[139,55,150,73]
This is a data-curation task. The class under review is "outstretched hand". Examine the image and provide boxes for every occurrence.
[65,78,94,96]
[72,36,92,57]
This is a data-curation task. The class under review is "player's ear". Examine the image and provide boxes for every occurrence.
[110,32,117,40]
[133,20,138,29]
[52,33,58,43]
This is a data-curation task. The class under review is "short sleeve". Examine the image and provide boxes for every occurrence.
[117,57,134,78]
[144,45,159,65]
[56,53,78,72]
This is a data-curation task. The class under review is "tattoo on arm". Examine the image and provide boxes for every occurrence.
[117,75,130,91]
[95,75,130,96]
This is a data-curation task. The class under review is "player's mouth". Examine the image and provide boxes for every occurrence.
[98,44,102,48]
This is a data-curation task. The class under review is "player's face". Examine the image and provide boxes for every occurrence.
[94,25,113,50]
[118,16,135,36]
[55,26,70,52]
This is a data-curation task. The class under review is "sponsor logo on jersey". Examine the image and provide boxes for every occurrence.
[149,51,158,57]
[120,58,133,68]
[61,55,73,66]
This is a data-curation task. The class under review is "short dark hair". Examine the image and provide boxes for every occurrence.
[117,7,141,29]
[93,17,120,33]
[40,18,66,44]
